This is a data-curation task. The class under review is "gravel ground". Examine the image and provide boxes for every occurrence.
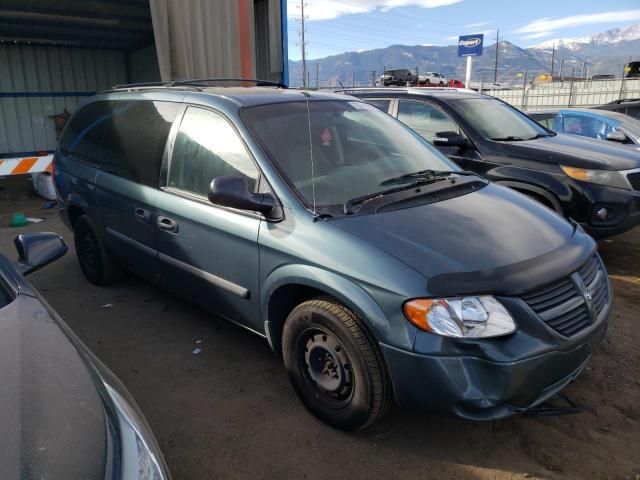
[1,182,638,480]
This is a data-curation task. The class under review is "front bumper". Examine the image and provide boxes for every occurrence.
[380,305,608,421]
[567,181,640,239]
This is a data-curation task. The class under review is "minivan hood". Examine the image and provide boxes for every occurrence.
[498,133,640,170]
[333,183,577,280]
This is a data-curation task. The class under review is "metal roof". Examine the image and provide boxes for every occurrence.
[0,0,154,50]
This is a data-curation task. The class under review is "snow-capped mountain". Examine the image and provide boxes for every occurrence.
[531,23,640,50]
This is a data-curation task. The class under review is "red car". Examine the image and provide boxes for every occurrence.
[448,79,465,88]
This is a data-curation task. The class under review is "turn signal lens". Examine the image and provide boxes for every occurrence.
[403,296,516,338]
[560,166,629,189]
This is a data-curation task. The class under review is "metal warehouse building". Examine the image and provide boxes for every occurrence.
[0,0,288,165]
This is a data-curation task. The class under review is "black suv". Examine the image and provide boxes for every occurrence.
[346,87,640,239]
[595,99,640,121]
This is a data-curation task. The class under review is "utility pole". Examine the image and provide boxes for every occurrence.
[550,42,555,77]
[297,0,308,88]
[315,63,319,90]
[560,59,565,81]
[493,29,499,83]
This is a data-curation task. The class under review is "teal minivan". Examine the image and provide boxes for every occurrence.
[54,82,610,430]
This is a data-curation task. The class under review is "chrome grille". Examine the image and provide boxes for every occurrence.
[628,171,640,191]
[523,255,609,336]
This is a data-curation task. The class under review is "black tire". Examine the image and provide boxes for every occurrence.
[73,215,123,285]
[282,297,392,430]
[439,81,444,86]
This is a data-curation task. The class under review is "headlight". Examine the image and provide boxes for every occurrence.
[105,383,169,480]
[561,166,629,189]
[403,296,516,338]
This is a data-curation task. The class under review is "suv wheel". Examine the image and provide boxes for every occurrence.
[74,215,123,285]
[282,297,392,430]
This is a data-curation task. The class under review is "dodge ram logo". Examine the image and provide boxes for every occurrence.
[459,38,481,48]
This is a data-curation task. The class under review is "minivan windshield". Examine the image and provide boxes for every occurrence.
[241,100,458,212]
[449,97,552,141]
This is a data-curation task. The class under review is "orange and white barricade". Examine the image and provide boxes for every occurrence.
[0,154,53,176]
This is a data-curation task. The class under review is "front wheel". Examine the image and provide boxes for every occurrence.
[282,298,392,430]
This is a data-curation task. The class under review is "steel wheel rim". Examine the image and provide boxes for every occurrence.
[298,327,354,409]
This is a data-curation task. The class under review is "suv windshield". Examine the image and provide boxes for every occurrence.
[449,97,551,140]
[241,100,458,212]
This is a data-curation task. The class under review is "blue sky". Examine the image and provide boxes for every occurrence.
[286,0,640,60]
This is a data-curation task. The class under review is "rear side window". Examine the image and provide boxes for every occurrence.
[397,100,462,143]
[168,107,259,197]
[364,99,391,113]
[59,101,111,163]
[101,100,179,187]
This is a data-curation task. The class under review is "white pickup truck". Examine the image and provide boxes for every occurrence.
[418,72,448,86]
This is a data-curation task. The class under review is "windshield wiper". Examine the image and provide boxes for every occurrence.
[344,181,433,215]
[380,169,474,186]
[525,132,555,140]
[490,135,526,141]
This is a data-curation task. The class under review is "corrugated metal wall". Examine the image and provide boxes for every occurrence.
[129,45,161,84]
[0,44,128,156]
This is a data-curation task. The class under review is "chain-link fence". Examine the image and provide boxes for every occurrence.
[485,78,640,111]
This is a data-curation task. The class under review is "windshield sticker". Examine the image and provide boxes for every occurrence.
[321,128,332,146]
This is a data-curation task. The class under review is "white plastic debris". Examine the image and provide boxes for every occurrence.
[100,303,114,309]
[195,339,203,344]
[192,348,202,355]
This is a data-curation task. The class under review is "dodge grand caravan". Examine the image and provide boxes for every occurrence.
[54,82,610,430]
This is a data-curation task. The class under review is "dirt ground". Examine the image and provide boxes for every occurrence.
[1,178,639,480]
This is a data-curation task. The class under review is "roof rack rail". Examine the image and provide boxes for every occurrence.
[170,78,287,88]
[112,81,169,89]
[607,98,640,104]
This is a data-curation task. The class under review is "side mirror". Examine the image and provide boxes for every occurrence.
[606,130,627,143]
[433,131,468,148]
[14,233,68,276]
[208,176,275,216]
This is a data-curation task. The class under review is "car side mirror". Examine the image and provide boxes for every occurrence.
[14,233,68,276]
[433,131,468,148]
[208,176,275,216]
[606,130,627,143]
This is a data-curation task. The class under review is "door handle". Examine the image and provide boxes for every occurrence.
[135,207,151,223]
[157,216,179,233]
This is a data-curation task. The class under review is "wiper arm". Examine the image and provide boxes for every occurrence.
[344,180,434,215]
[526,133,555,140]
[490,135,525,141]
[380,169,474,186]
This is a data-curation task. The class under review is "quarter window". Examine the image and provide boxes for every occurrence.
[168,107,259,197]
[397,100,462,143]
[59,101,111,163]
[364,99,391,113]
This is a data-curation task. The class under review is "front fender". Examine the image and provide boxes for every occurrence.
[488,165,571,211]
[261,264,415,350]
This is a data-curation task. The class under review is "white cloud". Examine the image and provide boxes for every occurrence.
[521,31,553,40]
[464,21,488,28]
[287,0,462,21]
[513,9,640,34]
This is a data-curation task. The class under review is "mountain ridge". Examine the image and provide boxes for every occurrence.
[289,23,640,87]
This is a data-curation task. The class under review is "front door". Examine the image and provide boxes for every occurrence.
[395,99,484,171]
[155,106,263,332]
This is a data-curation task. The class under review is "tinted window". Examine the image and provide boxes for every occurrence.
[365,99,391,113]
[59,101,111,162]
[397,100,462,143]
[101,100,179,187]
[168,107,259,196]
